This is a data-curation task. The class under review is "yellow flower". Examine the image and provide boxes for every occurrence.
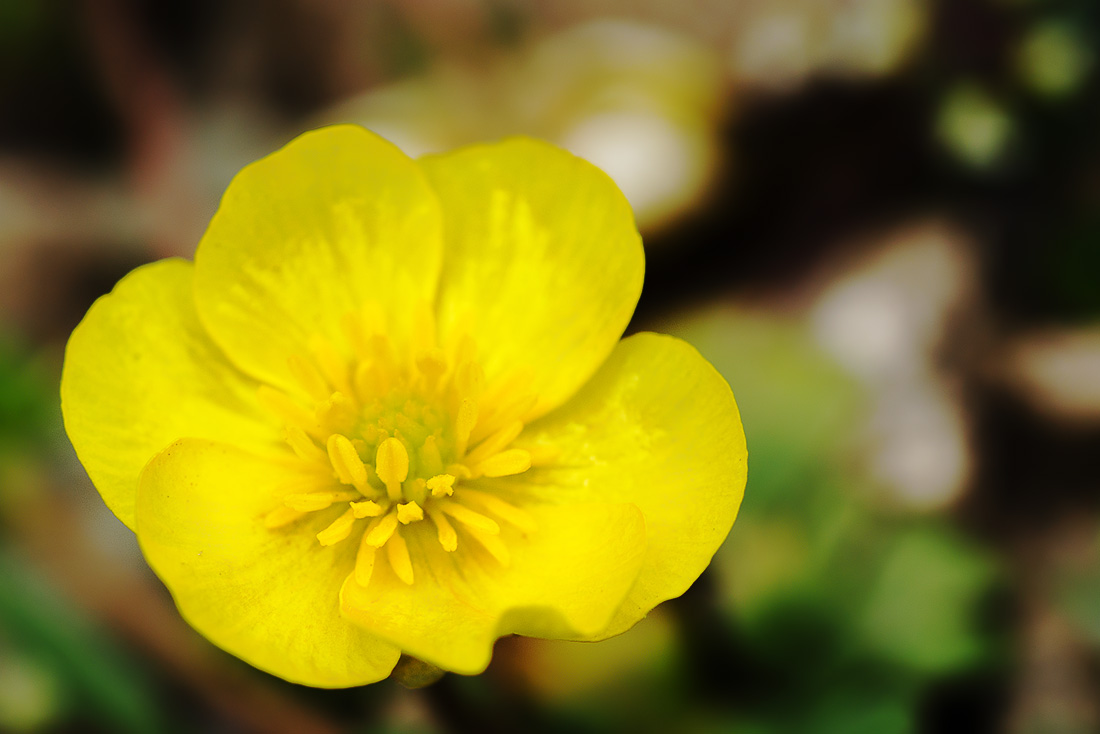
[60,125,747,687]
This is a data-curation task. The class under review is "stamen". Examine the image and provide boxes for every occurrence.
[264,506,305,529]
[458,489,536,533]
[454,398,478,458]
[428,507,458,552]
[396,501,424,524]
[327,434,369,490]
[365,511,399,547]
[464,420,524,466]
[420,436,444,477]
[473,449,532,478]
[375,437,409,502]
[426,474,455,498]
[285,426,326,463]
[354,535,376,587]
[351,500,383,518]
[317,507,357,546]
[387,531,415,585]
[284,491,358,512]
[437,500,500,535]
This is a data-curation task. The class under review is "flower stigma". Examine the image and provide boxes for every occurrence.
[259,303,538,588]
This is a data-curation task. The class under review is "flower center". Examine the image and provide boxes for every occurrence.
[257,303,538,586]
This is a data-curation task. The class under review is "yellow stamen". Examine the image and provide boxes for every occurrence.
[365,511,399,547]
[387,531,415,585]
[327,434,369,490]
[426,474,455,498]
[285,426,326,463]
[354,536,376,587]
[428,508,458,552]
[316,507,356,546]
[283,491,358,512]
[464,420,523,466]
[396,501,424,524]
[474,449,532,478]
[454,398,478,458]
[375,437,409,502]
[420,436,444,477]
[437,500,500,535]
[264,506,305,529]
[351,500,383,518]
[458,489,536,533]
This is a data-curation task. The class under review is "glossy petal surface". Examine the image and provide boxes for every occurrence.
[194,125,443,392]
[419,138,644,419]
[61,259,274,528]
[512,332,747,637]
[137,439,402,687]
[341,503,646,673]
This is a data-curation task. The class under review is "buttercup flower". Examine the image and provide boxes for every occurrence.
[61,125,747,687]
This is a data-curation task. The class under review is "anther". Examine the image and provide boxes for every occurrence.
[365,511,399,547]
[396,501,424,524]
[426,474,455,498]
[437,501,500,535]
[351,500,383,518]
[316,507,357,546]
[454,398,478,458]
[375,438,409,502]
[473,449,532,478]
[327,434,369,490]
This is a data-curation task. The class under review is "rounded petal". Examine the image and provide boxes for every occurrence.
[136,439,401,687]
[340,503,647,674]
[194,125,444,391]
[418,138,644,419]
[61,259,276,529]
[512,332,747,637]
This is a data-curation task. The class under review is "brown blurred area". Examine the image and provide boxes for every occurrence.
[2,1,1100,733]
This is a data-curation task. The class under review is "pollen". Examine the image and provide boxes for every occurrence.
[258,303,543,588]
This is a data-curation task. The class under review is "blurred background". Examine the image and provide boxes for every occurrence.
[1,0,1099,732]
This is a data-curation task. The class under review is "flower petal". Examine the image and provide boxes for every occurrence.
[512,332,747,638]
[61,259,275,529]
[418,137,644,419]
[194,125,444,391]
[340,502,646,674]
[135,438,401,688]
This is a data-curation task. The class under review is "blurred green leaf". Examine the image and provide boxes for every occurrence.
[858,527,998,675]
[0,552,169,733]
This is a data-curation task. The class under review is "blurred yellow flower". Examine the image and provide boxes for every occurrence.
[60,125,746,687]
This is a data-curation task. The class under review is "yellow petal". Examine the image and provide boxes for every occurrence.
[419,138,643,421]
[515,332,747,639]
[194,125,443,393]
[340,502,646,674]
[60,259,275,529]
[135,439,400,687]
